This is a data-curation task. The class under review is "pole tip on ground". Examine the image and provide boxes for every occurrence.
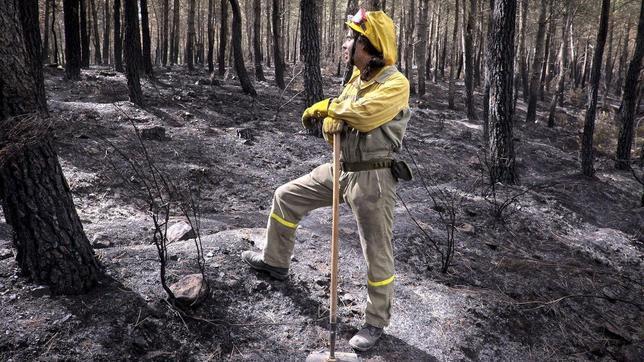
[306,351,361,362]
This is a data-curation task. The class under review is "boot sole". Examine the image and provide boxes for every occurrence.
[243,258,289,280]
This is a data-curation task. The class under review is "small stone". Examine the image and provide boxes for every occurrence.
[91,233,112,249]
[169,274,208,307]
[140,126,168,141]
[166,221,196,243]
[29,285,50,298]
[457,223,475,234]
[206,251,214,258]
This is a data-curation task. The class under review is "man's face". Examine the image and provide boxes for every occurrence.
[342,31,355,65]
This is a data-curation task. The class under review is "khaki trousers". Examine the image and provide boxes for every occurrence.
[262,163,396,328]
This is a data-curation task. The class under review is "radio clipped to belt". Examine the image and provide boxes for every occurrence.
[391,160,413,182]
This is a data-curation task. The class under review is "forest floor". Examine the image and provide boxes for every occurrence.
[0,64,643,361]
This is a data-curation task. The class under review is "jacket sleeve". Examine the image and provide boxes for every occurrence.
[327,74,410,133]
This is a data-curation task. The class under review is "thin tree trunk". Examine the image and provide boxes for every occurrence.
[52,0,60,64]
[186,0,196,70]
[228,0,256,95]
[448,0,459,108]
[464,0,477,119]
[614,20,631,97]
[140,0,153,74]
[266,0,271,67]
[416,0,429,96]
[80,0,90,67]
[218,0,228,75]
[518,0,528,101]
[604,5,615,96]
[123,0,143,105]
[113,0,123,71]
[252,0,265,81]
[581,0,611,176]
[272,0,285,88]
[207,0,215,72]
[486,0,517,184]
[64,0,82,79]
[90,0,101,64]
[103,0,110,65]
[44,0,51,63]
[526,0,547,123]
[547,7,571,127]
[1,0,101,294]
[300,0,324,105]
[406,0,416,94]
[171,0,180,64]
[615,1,643,170]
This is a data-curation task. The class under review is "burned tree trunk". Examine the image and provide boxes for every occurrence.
[464,0,477,119]
[547,8,571,127]
[218,0,228,76]
[170,0,180,64]
[526,0,547,123]
[43,0,51,63]
[615,1,644,170]
[186,0,197,70]
[517,0,528,102]
[614,20,631,97]
[448,0,460,108]
[80,0,90,67]
[416,0,429,96]
[113,0,123,71]
[300,0,324,105]
[64,0,82,79]
[162,0,169,66]
[580,0,611,176]
[140,0,153,74]
[253,0,265,81]
[123,0,143,105]
[0,0,101,295]
[228,0,256,95]
[272,0,285,89]
[103,0,110,65]
[207,0,215,72]
[486,0,517,184]
[90,0,101,64]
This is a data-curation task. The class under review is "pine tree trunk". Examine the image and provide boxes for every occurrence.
[252,0,265,81]
[113,0,123,71]
[227,0,256,95]
[52,0,60,64]
[526,0,547,123]
[541,0,554,98]
[185,0,196,70]
[0,0,101,295]
[103,0,111,65]
[90,0,101,64]
[161,0,168,66]
[80,0,90,67]
[272,0,285,89]
[581,0,611,177]
[171,0,180,64]
[614,20,631,97]
[448,0,459,108]
[218,0,228,75]
[615,1,644,170]
[518,0,528,102]
[604,6,615,96]
[44,0,51,63]
[486,0,517,184]
[124,0,143,105]
[64,0,82,79]
[416,0,429,96]
[300,0,324,105]
[207,0,215,72]
[440,10,448,79]
[139,0,153,74]
[547,9,571,127]
[464,0,476,119]
[406,0,416,94]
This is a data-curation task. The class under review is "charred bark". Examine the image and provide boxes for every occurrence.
[272,0,285,88]
[615,1,644,170]
[580,0,611,176]
[0,0,101,295]
[526,0,547,123]
[64,0,82,79]
[252,0,265,81]
[113,0,123,71]
[228,0,256,95]
[140,0,153,74]
[464,0,477,119]
[300,0,324,105]
[123,0,143,105]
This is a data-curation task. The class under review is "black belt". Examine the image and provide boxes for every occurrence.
[340,159,394,172]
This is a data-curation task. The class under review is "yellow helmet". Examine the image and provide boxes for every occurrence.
[346,9,397,66]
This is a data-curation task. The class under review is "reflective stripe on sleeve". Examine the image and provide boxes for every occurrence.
[270,212,298,229]
[368,275,395,287]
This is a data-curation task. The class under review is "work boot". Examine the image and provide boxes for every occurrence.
[241,251,289,280]
[349,324,383,351]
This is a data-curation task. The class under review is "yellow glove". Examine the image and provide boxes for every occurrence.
[322,117,344,145]
[302,98,332,129]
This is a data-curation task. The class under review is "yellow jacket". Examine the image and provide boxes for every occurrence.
[329,65,411,163]
[328,66,410,133]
